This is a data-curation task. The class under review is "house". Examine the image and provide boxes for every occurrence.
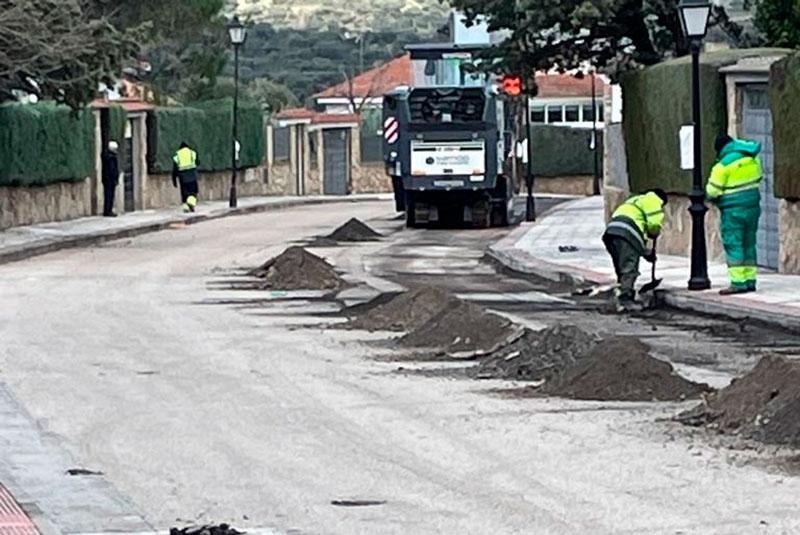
[314,54,413,115]
[529,71,608,128]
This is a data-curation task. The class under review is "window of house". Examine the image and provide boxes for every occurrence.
[531,105,545,123]
[565,105,580,122]
[547,105,563,124]
[582,104,595,122]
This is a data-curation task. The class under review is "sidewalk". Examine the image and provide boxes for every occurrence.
[490,196,800,331]
[0,194,391,265]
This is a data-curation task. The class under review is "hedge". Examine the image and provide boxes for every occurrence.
[150,98,264,173]
[0,102,94,186]
[530,124,602,177]
[621,48,787,195]
[769,52,800,199]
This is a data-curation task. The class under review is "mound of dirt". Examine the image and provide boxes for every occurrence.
[542,337,710,402]
[310,218,382,246]
[397,298,517,354]
[249,247,346,291]
[343,286,458,332]
[677,355,800,448]
[470,325,600,381]
[327,218,382,241]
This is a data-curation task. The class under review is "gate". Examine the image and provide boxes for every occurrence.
[741,85,779,270]
[323,129,350,196]
[123,132,135,212]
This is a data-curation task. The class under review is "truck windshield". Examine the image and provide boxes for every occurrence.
[412,57,487,88]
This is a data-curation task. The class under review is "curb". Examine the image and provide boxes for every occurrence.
[0,196,386,266]
[487,244,800,333]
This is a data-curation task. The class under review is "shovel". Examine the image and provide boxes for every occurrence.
[639,238,662,294]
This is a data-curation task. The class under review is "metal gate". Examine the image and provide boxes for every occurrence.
[741,85,779,269]
[123,133,135,213]
[323,129,350,196]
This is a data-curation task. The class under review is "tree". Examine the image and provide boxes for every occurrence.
[0,0,140,109]
[339,61,391,115]
[246,78,300,112]
[88,0,227,102]
[448,0,742,89]
[753,0,800,48]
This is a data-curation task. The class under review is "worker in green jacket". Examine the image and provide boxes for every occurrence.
[602,189,668,310]
[707,135,763,295]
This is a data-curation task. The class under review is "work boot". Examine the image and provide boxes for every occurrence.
[182,204,191,213]
[719,286,749,296]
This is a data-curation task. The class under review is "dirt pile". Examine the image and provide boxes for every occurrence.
[327,218,382,241]
[249,246,346,291]
[471,325,600,381]
[677,355,800,448]
[311,218,382,246]
[343,286,459,332]
[397,298,517,354]
[541,337,710,402]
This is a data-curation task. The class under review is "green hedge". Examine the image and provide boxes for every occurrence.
[150,98,264,173]
[530,124,602,177]
[769,53,800,199]
[622,49,787,195]
[0,102,94,186]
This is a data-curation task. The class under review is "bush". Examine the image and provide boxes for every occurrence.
[0,102,94,186]
[150,98,264,173]
[769,53,800,199]
[621,49,786,195]
[530,124,601,177]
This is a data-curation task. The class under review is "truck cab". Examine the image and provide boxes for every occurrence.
[383,44,517,227]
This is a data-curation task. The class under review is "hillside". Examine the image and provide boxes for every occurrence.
[228,0,449,35]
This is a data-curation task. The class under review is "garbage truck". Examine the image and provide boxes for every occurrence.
[382,43,518,228]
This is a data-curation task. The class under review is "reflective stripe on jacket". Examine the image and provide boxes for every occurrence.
[604,192,666,254]
[173,147,198,171]
[706,139,762,209]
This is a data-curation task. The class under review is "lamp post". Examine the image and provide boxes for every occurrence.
[524,79,536,221]
[678,0,712,291]
[227,16,247,208]
[591,70,601,196]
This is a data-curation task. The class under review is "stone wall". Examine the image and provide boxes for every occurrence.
[144,164,293,210]
[658,196,725,263]
[534,175,596,196]
[779,199,800,274]
[352,163,391,194]
[0,180,93,230]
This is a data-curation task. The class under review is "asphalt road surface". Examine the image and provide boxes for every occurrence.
[0,199,798,535]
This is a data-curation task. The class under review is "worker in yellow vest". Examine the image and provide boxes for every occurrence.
[602,189,668,310]
[172,141,199,213]
[707,135,763,295]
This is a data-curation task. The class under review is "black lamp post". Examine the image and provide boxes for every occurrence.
[227,16,247,208]
[678,0,712,291]
[524,80,536,221]
[591,70,601,196]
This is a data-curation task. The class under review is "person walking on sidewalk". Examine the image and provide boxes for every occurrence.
[602,189,668,310]
[707,135,763,295]
[102,141,120,217]
[172,141,199,213]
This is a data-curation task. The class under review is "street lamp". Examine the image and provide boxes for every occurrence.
[678,0,712,291]
[524,78,536,221]
[227,16,247,208]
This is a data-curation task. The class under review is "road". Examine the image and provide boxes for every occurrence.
[0,199,798,535]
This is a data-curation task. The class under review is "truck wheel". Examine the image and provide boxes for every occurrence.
[491,202,509,227]
[405,195,416,228]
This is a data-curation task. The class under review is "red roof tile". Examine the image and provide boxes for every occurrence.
[316,54,412,99]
